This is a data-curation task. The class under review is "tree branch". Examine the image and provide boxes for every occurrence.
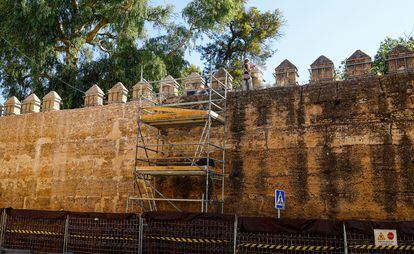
[98,32,117,39]
[123,0,133,12]
[40,71,51,80]
[71,0,78,12]
[86,41,111,54]
[53,45,68,52]
[167,24,195,57]
[85,18,108,43]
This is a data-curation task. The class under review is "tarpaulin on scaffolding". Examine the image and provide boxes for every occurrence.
[345,220,414,236]
[239,216,343,236]
[142,211,235,222]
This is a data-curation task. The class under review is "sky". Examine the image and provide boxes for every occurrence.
[1,0,414,103]
[152,0,414,85]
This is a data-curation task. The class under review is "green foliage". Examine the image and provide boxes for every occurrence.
[181,64,202,78]
[0,0,282,107]
[0,0,171,106]
[199,7,283,85]
[335,59,347,81]
[183,0,243,32]
[372,36,414,75]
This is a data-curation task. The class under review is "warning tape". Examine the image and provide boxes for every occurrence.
[6,229,137,241]
[6,230,414,251]
[239,243,337,251]
[350,245,414,250]
[146,236,229,244]
[6,229,62,236]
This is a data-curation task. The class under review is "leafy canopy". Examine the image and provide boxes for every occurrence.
[372,36,414,75]
[199,7,283,86]
[0,0,282,107]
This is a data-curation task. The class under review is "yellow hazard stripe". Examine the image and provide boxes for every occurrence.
[6,229,62,236]
[238,242,338,251]
[6,229,136,241]
[349,245,414,250]
[146,236,228,244]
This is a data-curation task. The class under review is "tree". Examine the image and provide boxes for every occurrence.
[372,36,414,75]
[0,0,278,107]
[0,0,172,107]
[199,7,283,86]
[181,64,202,78]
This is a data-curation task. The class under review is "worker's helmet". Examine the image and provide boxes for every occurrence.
[244,58,249,63]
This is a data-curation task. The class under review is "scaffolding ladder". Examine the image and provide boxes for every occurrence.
[127,70,230,213]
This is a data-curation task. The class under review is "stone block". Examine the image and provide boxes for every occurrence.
[160,75,179,98]
[386,45,414,74]
[42,91,62,111]
[251,67,264,89]
[22,93,41,114]
[211,67,233,90]
[107,82,128,104]
[310,55,334,83]
[132,80,153,100]
[84,84,104,107]
[4,96,21,115]
[274,59,298,87]
[346,50,372,78]
[183,72,206,95]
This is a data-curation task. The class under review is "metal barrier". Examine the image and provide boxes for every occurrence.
[67,213,140,254]
[237,217,345,254]
[0,208,414,253]
[1,209,66,253]
[346,221,414,254]
[142,212,236,254]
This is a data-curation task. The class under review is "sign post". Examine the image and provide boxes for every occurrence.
[275,189,285,219]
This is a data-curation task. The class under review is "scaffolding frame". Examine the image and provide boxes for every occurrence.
[127,70,230,214]
[387,55,414,74]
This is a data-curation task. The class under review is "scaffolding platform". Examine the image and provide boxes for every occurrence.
[137,165,221,176]
[141,106,224,128]
[128,69,231,214]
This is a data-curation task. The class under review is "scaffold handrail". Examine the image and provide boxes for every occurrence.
[130,68,229,214]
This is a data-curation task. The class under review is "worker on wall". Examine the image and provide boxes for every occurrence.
[243,58,255,91]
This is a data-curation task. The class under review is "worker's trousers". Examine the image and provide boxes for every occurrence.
[243,78,253,91]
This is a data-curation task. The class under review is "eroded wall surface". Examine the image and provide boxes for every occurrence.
[1,74,414,220]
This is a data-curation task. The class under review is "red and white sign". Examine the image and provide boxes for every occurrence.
[374,229,398,246]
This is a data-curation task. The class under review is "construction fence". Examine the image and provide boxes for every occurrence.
[0,208,413,253]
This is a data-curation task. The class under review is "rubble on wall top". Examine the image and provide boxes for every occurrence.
[388,44,414,57]
[4,96,21,105]
[162,75,176,82]
[43,91,61,100]
[214,67,231,77]
[185,72,203,79]
[23,93,41,103]
[311,55,334,68]
[275,59,297,71]
[85,84,104,96]
[347,50,371,62]
[109,82,128,92]
[133,79,151,88]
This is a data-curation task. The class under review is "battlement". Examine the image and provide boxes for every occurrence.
[1,45,413,117]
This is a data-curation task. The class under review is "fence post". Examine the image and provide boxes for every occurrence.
[233,215,238,254]
[0,209,7,249]
[63,215,70,254]
[343,222,348,254]
[139,215,144,254]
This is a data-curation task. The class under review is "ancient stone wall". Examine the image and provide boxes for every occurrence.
[1,73,414,220]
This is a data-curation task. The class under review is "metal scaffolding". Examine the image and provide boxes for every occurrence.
[127,70,230,214]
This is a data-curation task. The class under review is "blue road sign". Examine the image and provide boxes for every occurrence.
[275,189,285,210]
